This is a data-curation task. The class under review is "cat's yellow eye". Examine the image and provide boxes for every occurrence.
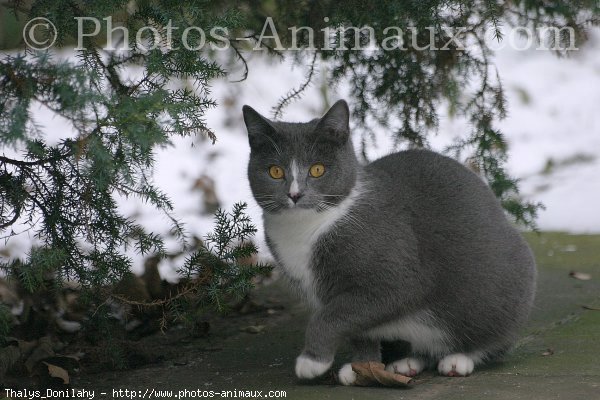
[268,165,285,179]
[309,163,325,178]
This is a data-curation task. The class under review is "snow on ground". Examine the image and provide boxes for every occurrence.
[2,28,599,279]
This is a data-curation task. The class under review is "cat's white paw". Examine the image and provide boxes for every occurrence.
[295,354,332,379]
[385,357,425,377]
[437,353,474,376]
[338,363,356,385]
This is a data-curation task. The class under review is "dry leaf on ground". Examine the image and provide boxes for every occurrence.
[351,361,412,387]
[541,348,554,356]
[582,305,600,311]
[569,271,592,281]
[43,361,70,384]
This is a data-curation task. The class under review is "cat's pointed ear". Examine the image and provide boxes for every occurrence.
[315,100,350,144]
[242,105,277,148]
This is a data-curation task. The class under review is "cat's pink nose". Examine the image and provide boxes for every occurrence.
[288,192,303,203]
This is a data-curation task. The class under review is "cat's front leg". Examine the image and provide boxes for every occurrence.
[295,353,333,380]
[294,312,336,379]
[338,337,381,385]
[295,300,384,380]
[294,305,344,379]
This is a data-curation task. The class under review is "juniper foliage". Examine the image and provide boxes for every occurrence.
[176,203,271,315]
[0,0,260,335]
[0,2,224,285]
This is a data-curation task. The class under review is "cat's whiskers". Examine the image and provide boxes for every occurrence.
[257,199,283,213]
[318,200,337,206]
[254,194,279,209]
[316,201,332,213]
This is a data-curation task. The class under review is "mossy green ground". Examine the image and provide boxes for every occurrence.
[77,232,600,399]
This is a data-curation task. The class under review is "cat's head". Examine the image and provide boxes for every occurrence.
[243,100,359,213]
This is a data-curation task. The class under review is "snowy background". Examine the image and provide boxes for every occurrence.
[2,27,600,280]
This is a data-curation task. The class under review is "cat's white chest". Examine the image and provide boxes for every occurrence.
[263,188,361,308]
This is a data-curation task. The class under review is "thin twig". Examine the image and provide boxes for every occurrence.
[271,52,318,120]
[229,43,249,83]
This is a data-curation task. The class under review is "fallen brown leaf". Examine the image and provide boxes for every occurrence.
[56,317,82,333]
[582,305,600,311]
[569,271,592,281]
[351,361,412,387]
[541,348,554,356]
[43,362,70,384]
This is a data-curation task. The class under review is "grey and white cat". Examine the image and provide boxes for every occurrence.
[242,100,536,384]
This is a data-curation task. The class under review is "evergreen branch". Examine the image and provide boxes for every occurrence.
[0,153,68,167]
[90,50,129,96]
[0,204,21,229]
[229,42,250,83]
[271,52,318,120]
[242,34,286,59]
[0,216,41,240]
[109,275,208,308]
